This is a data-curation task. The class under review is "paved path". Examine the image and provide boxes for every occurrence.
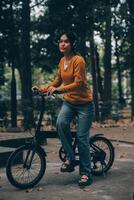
[0,125,134,199]
[0,126,134,143]
[0,139,134,200]
[91,126,134,144]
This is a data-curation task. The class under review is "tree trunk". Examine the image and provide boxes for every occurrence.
[95,45,104,101]
[90,31,100,121]
[103,4,112,119]
[127,0,134,121]
[11,66,17,127]
[20,0,33,129]
[77,4,87,57]
[9,0,17,127]
[115,38,125,108]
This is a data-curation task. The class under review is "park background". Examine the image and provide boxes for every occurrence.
[0,0,134,131]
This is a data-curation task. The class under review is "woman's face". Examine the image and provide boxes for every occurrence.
[59,34,72,55]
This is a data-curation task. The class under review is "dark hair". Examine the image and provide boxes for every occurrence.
[59,31,77,54]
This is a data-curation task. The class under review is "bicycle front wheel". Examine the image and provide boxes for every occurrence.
[6,145,46,189]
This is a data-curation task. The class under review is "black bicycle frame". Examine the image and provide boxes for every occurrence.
[35,95,45,135]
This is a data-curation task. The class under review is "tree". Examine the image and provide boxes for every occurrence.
[95,45,104,102]
[0,0,20,127]
[90,32,100,121]
[0,0,6,86]
[112,4,127,107]
[127,0,134,120]
[9,0,17,127]
[103,2,112,118]
[19,0,34,129]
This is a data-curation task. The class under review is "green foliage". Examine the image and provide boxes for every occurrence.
[32,66,58,86]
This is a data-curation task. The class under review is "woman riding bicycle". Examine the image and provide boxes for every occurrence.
[36,31,94,187]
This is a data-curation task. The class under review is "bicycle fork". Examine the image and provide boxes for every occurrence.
[23,146,37,169]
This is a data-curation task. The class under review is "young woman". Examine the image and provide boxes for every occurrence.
[38,31,94,187]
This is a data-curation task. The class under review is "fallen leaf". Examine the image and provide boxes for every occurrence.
[25,188,34,193]
[37,187,43,191]
[83,188,91,192]
[119,154,125,158]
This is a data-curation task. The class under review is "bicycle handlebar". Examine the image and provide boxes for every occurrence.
[32,87,64,97]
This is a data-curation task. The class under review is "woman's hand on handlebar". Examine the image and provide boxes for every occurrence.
[31,85,62,96]
[32,86,40,92]
[47,86,58,95]
[32,85,48,93]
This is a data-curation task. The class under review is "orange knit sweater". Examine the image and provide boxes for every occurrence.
[46,55,93,104]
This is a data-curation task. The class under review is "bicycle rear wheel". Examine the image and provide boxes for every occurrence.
[6,145,46,189]
[90,136,114,176]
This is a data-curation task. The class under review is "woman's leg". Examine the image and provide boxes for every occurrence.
[56,101,76,161]
[76,102,94,177]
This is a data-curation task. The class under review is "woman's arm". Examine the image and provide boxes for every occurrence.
[38,66,62,93]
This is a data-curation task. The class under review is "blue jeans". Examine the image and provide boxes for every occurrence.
[56,101,94,176]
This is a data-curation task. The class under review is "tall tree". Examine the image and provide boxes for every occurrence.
[127,0,134,120]
[112,4,128,107]
[103,2,112,118]
[19,0,33,129]
[90,31,100,121]
[9,0,17,127]
[0,0,6,86]
[95,45,104,101]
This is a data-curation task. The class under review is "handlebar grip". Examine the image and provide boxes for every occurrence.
[33,88,38,92]
[32,87,40,96]
[53,90,63,94]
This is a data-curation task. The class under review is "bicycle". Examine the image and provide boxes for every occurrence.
[6,90,115,189]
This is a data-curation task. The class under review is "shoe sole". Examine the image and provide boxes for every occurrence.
[60,167,75,173]
[78,179,93,187]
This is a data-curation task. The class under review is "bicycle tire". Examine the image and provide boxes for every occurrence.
[6,145,46,189]
[90,136,114,176]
